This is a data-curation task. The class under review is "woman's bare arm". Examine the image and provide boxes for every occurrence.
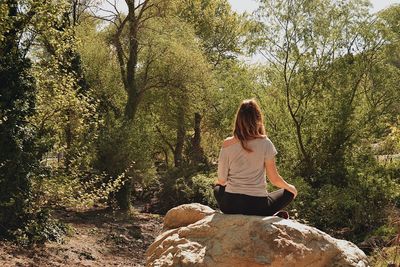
[265,159,297,198]
[215,178,227,186]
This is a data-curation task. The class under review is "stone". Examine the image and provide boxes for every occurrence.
[163,203,215,230]
[147,203,369,267]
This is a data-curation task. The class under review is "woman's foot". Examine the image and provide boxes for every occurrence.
[274,210,289,219]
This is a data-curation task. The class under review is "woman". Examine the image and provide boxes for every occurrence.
[214,99,297,217]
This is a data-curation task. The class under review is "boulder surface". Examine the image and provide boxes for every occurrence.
[146,203,369,267]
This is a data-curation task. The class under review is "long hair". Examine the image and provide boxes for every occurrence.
[233,99,266,152]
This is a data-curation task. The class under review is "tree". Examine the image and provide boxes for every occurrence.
[84,0,173,210]
[252,0,400,239]
[137,17,212,168]
[176,0,248,67]
[174,0,254,166]
[31,0,99,174]
[0,0,38,237]
[253,0,384,181]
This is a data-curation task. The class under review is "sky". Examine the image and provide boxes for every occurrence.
[228,0,400,14]
[105,0,400,16]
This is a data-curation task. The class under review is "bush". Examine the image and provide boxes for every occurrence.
[299,167,399,243]
[280,177,313,224]
[12,209,70,246]
[191,173,218,208]
[154,166,217,214]
[95,117,156,209]
[32,169,127,210]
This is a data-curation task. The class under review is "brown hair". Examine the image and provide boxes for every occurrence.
[233,99,266,152]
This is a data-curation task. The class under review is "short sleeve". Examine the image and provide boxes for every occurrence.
[264,138,277,161]
[217,148,229,183]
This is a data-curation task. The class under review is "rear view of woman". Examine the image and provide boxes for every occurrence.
[214,99,297,217]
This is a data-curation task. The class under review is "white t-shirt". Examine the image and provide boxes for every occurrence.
[217,137,277,197]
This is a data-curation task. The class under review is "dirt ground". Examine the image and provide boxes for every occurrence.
[0,206,163,267]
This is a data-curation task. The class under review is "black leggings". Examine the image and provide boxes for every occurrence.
[213,185,294,216]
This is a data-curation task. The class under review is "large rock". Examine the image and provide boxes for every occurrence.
[146,203,369,267]
[163,203,215,230]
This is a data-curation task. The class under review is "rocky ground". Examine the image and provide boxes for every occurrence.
[0,206,163,267]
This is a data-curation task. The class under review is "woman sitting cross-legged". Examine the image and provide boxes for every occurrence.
[214,99,297,218]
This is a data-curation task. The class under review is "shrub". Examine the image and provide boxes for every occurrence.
[301,168,399,243]
[154,166,217,213]
[12,209,70,246]
[32,169,128,210]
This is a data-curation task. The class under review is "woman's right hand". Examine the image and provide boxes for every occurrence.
[287,184,298,198]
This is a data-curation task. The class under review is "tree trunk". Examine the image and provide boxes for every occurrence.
[162,147,169,168]
[115,176,134,211]
[110,0,162,211]
[112,0,143,211]
[190,112,208,167]
[174,106,186,167]
[64,108,73,172]
[124,90,141,121]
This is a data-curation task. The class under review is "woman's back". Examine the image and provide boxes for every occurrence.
[218,137,277,197]
[214,99,296,217]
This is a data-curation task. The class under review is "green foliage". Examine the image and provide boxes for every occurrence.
[140,17,214,168]
[76,18,125,118]
[23,0,107,213]
[235,0,400,244]
[0,3,10,42]
[367,203,400,265]
[0,12,38,238]
[191,173,218,207]
[1,0,104,243]
[95,118,155,176]
[32,169,127,209]
[155,167,217,213]
[12,210,70,246]
[275,177,313,223]
[94,115,157,209]
[31,55,99,166]
[369,225,397,242]
[176,0,248,65]
[288,150,399,242]
[30,0,100,172]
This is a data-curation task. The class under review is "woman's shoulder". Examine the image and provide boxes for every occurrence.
[255,136,274,147]
[222,136,239,148]
[262,136,274,145]
[221,136,271,148]
[254,135,270,142]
